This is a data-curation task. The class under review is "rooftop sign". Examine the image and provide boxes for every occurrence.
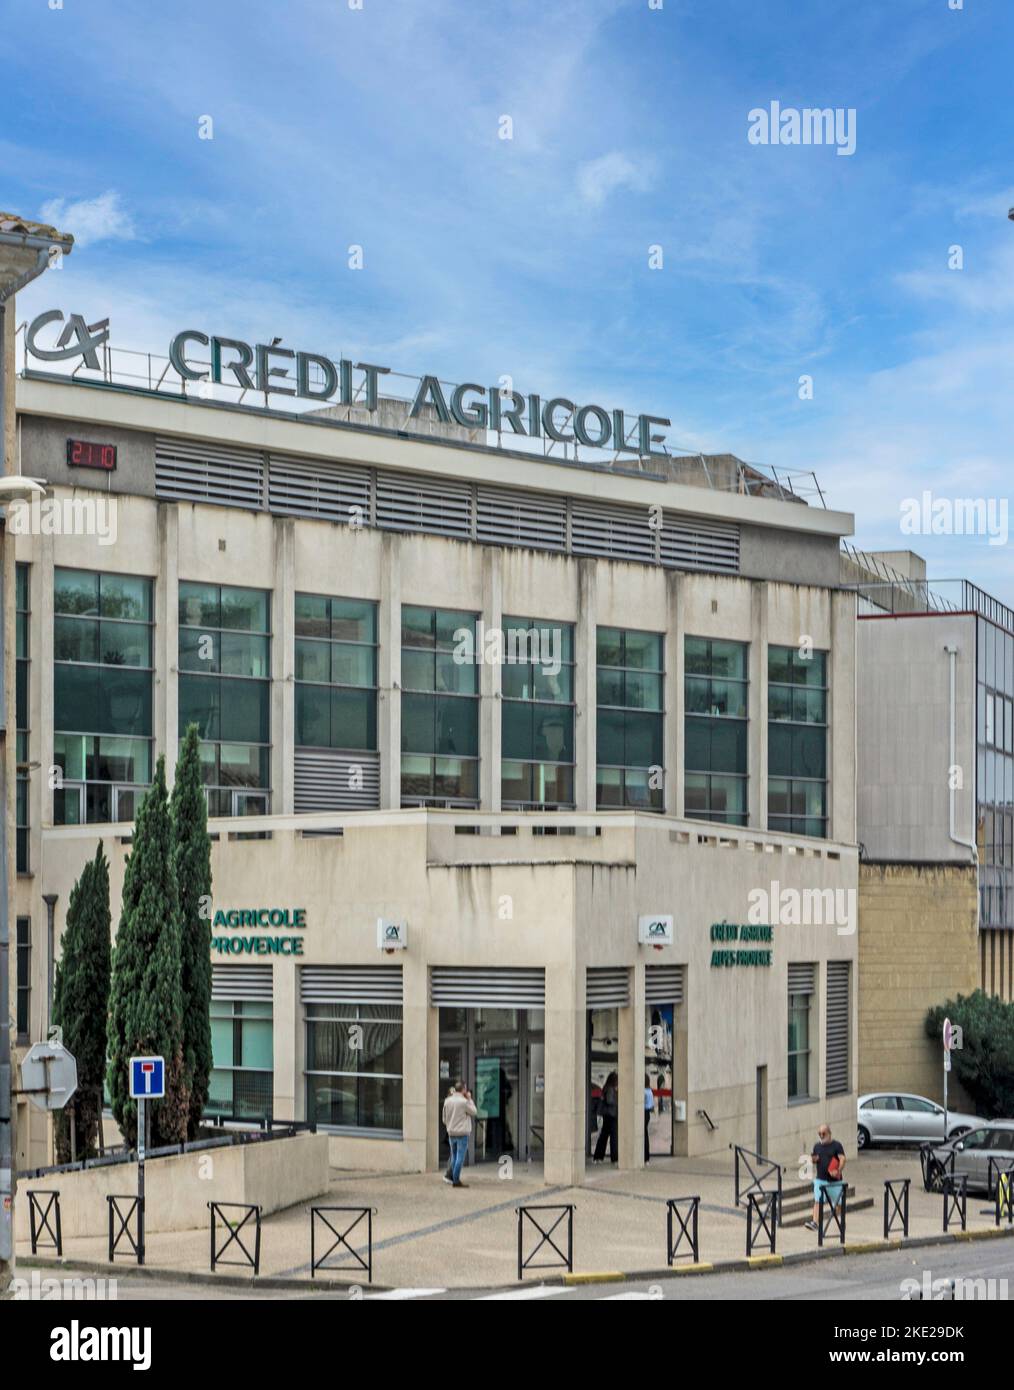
[25,308,672,457]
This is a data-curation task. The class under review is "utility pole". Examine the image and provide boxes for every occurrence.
[0,213,73,1296]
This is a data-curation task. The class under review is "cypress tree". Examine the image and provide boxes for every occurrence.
[52,843,111,1161]
[172,723,213,1139]
[107,756,189,1148]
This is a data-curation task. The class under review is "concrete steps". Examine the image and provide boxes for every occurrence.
[776,1180,874,1228]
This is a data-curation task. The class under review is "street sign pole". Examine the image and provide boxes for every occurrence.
[943,1017,953,1141]
[128,1055,163,1266]
[137,1095,145,1266]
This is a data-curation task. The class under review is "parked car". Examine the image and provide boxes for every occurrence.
[857,1092,982,1150]
[921,1120,1014,1194]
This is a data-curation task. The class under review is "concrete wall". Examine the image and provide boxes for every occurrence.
[15,1131,329,1240]
[858,862,979,1104]
[857,613,977,863]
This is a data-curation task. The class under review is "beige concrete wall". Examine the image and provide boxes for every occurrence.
[15,1131,329,1240]
[858,863,979,1105]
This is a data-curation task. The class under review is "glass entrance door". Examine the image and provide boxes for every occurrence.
[473,1037,520,1162]
[438,1040,468,1169]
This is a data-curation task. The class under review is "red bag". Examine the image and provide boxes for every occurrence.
[828,1154,842,1180]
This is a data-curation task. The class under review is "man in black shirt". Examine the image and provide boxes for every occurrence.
[806,1123,846,1232]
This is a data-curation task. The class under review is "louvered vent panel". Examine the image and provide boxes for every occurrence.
[661,512,739,574]
[788,962,816,995]
[430,967,545,1007]
[301,965,404,1004]
[211,964,273,1001]
[475,486,567,552]
[375,471,473,539]
[645,964,686,1006]
[825,961,851,1096]
[155,437,265,508]
[294,748,380,811]
[586,967,631,1009]
[268,455,371,523]
[571,500,657,563]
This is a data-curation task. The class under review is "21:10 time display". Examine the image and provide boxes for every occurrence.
[66,438,117,471]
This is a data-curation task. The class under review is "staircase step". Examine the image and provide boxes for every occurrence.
[780,1196,874,1229]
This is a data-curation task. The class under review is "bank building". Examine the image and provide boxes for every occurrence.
[11,315,858,1184]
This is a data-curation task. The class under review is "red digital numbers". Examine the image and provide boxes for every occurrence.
[67,439,117,471]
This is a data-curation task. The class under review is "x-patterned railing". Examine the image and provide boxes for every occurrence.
[310,1206,375,1283]
[883,1178,910,1238]
[732,1145,784,1226]
[209,1201,262,1275]
[943,1175,967,1233]
[27,1189,62,1256]
[666,1196,700,1265]
[818,1186,847,1247]
[745,1191,778,1257]
[516,1204,574,1281]
[107,1194,144,1265]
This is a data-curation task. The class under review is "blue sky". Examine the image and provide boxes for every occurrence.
[5,0,1014,596]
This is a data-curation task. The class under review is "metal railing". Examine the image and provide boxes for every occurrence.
[732,1144,784,1225]
[666,1197,700,1265]
[919,1143,955,1193]
[745,1191,778,1256]
[943,1175,968,1232]
[516,1203,574,1280]
[27,1189,62,1256]
[883,1178,910,1238]
[818,1186,847,1247]
[209,1201,262,1275]
[107,1193,144,1265]
[310,1206,375,1283]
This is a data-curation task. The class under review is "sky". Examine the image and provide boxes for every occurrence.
[5,0,1014,598]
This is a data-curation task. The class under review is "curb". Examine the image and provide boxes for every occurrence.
[563,1271,624,1285]
[18,1255,392,1295]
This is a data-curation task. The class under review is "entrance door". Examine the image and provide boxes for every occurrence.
[647,1004,674,1157]
[438,1041,469,1169]
[756,1065,768,1155]
[473,1037,520,1163]
[527,1039,546,1160]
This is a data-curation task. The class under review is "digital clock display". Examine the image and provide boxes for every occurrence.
[67,438,117,471]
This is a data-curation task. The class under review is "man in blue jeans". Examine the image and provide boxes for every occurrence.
[442,1081,478,1188]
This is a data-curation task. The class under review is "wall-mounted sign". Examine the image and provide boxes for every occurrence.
[709,921,773,967]
[67,438,117,471]
[638,914,674,946]
[377,918,408,951]
[210,906,306,957]
[25,309,673,458]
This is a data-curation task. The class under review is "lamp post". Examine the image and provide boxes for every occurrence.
[0,212,73,1287]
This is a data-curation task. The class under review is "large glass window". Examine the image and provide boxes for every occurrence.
[54,569,153,824]
[788,990,811,1101]
[976,617,1014,929]
[16,564,29,871]
[768,644,828,838]
[305,1003,403,1132]
[502,616,575,809]
[179,583,271,817]
[401,606,479,806]
[597,627,663,811]
[207,999,273,1121]
[685,637,748,825]
[295,595,377,750]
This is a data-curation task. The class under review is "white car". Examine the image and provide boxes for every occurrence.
[857,1092,983,1150]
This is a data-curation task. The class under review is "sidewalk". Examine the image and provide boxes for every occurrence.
[17,1150,1011,1289]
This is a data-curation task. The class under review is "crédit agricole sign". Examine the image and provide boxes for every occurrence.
[25,309,672,457]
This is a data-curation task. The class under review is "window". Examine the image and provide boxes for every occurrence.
[401,606,479,806]
[768,645,828,838]
[54,569,153,825]
[900,1096,937,1114]
[295,595,377,751]
[207,999,273,1121]
[976,618,1014,929]
[179,583,271,817]
[787,982,813,1102]
[502,616,575,808]
[685,637,748,825]
[866,1095,900,1111]
[16,917,31,1042]
[596,627,663,811]
[305,1003,403,1132]
[16,564,29,872]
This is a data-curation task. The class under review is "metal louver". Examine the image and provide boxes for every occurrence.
[212,963,273,1001]
[375,470,472,539]
[268,454,371,523]
[825,961,851,1096]
[645,964,685,1006]
[661,512,739,574]
[429,967,545,1008]
[571,500,657,564]
[155,437,265,508]
[294,749,380,811]
[475,485,567,552]
[787,962,816,995]
[301,965,404,1004]
[586,967,631,1009]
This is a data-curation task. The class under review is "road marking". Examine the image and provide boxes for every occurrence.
[362,1287,446,1300]
[599,1291,658,1299]
[476,1285,574,1300]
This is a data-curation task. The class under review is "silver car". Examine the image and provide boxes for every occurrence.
[923,1120,1014,1194]
[858,1092,982,1149]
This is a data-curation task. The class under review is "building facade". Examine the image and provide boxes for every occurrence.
[13,367,858,1183]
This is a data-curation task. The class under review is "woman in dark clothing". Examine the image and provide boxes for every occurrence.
[593,1071,619,1163]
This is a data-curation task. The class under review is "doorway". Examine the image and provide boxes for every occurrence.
[438,1008,545,1168]
[646,1003,675,1158]
[756,1065,768,1155]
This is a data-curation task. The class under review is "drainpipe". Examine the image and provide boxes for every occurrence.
[42,894,58,1035]
[945,645,977,863]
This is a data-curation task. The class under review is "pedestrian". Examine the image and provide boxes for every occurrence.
[593,1071,619,1164]
[442,1080,477,1188]
[644,1073,654,1162]
[806,1122,846,1231]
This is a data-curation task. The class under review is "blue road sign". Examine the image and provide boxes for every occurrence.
[129,1055,165,1099]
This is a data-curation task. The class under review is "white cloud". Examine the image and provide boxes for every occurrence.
[38,191,135,248]
[576,152,652,208]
